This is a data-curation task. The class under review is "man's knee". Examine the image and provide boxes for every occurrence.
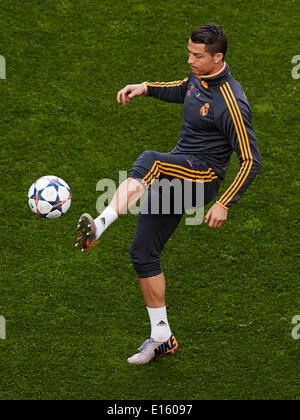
[129,150,159,185]
[140,150,158,162]
[129,238,162,278]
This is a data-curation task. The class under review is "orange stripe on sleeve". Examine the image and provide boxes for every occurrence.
[218,84,253,207]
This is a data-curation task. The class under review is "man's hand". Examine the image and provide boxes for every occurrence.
[117,83,146,105]
[205,202,228,228]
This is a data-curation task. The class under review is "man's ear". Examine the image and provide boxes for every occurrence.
[214,52,224,64]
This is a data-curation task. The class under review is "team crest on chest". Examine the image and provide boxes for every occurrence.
[200,102,210,117]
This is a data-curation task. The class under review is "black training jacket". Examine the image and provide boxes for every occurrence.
[144,63,262,208]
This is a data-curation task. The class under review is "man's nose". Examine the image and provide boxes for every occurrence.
[188,54,194,65]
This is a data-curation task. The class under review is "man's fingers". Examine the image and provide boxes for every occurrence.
[117,91,123,104]
[216,220,223,229]
[204,208,212,223]
[208,215,223,229]
[121,90,134,105]
[117,84,145,105]
[117,88,129,105]
[205,203,228,228]
[122,92,129,105]
[209,217,217,228]
[212,217,226,228]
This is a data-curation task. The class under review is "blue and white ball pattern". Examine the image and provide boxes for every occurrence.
[28,175,72,219]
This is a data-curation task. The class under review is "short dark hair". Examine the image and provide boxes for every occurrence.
[191,23,227,60]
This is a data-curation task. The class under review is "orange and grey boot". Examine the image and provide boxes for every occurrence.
[76,213,97,252]
[127,335,178,365]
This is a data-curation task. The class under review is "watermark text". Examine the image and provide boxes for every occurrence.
[0,316,6,339]
[96,171,205,225]
[291,315,300,340]
[0,55,6,79]
[292,55,300,80]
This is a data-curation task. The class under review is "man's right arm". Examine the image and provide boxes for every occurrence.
[144,78,188,103]
[117,78,189,105]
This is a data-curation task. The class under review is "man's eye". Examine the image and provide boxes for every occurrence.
[188,51,202,59]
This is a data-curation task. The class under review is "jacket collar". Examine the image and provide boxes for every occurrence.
[194,62,230,87]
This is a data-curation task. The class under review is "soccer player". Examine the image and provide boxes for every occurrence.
[76,23,262,364]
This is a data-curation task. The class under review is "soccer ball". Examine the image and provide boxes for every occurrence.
[28,175,72,219]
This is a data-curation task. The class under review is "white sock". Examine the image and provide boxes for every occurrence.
[147,306,172,342]
[94,206,118,240]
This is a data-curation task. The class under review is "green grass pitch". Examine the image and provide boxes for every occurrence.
[0,0,299,400]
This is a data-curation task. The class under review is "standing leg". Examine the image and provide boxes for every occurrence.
[127,188,182,364]
[139,272,166,308]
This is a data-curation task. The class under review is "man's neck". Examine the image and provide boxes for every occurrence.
[199,62,226,78]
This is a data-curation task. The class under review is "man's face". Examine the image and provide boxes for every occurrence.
[187,39,222,76]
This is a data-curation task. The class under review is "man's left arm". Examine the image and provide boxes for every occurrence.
[205,89,263,228]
